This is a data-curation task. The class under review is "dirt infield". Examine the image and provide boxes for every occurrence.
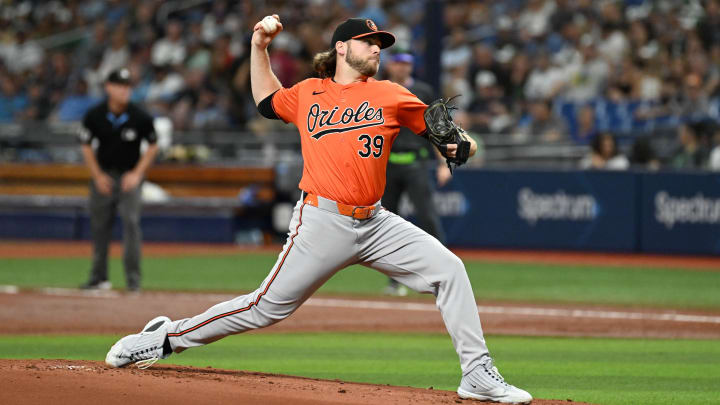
[0,290,718,405]
[1,240,718,404]
[0,359,593,405]
[2,290,719,339]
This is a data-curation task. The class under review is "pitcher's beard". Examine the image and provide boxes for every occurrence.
[346,47,379,77]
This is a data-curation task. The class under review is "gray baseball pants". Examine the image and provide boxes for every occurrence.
[166,195,489,374]
[87,171,142,289]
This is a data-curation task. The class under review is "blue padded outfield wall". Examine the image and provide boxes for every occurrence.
[2,170,719,255]
[400,169,720,255]
[424,170,638,251]
[639,172,720,254]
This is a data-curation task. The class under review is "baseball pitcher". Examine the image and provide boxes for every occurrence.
[105,16,531,404]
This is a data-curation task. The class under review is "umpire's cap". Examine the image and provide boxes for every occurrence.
[331,18,395,49]
[106,68,131,86]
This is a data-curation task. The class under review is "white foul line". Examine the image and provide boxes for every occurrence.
[2,285,719,325]
[0,285,19,294]
[305,298,720,325]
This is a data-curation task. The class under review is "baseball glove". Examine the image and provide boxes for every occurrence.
[422,96,471,173]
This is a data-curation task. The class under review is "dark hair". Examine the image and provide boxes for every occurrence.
[312,48,337,78]
[684,120,716,143]
[630,137,656,164]
[590,132,618,156]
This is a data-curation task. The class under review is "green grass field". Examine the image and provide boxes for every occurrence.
[1,252,719,404]
[1,253,719,309]
[0,334,718,405]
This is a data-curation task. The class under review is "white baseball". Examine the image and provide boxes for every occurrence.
[260,16,278,34]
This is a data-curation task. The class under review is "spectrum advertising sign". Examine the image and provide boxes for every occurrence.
[640,172,720,254]
[436,170,638,251]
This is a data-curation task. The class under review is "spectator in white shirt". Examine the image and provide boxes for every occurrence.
[151,20,187,67]
[580,133,630,170]
[99,28,130,82]
[3,30,44,74]
[517,0,556,40]
[524,52,566,100]
[710,128,720,171]
[145,64,184,112]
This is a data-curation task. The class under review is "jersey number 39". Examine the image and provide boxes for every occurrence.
[358,134,384,158]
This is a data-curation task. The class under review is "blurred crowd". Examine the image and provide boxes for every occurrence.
[1,0,720,169]
[437,0,720,170]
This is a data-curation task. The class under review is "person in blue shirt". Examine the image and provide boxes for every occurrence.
[54,80,100,122]
[0,76,28,123]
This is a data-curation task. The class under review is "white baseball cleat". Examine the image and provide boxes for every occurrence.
[105,316,172,369]
[457,358,533,404]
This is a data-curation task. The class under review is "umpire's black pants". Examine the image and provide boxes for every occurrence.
[87,171,142,289]
[383,161,446,243]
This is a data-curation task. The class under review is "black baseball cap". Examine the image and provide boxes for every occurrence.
[106,68,131,85]
[330,18,395,49]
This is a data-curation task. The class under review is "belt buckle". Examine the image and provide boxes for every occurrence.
[351,206,373,220]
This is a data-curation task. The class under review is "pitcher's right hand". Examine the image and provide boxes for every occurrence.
[252,14,283,49]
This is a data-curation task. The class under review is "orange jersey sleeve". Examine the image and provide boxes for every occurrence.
[270,83,300,124]
[394,83,428,135]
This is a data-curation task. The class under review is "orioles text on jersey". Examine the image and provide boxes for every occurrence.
[307,101,384,139]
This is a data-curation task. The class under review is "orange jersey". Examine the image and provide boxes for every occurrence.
[272,77,427,206]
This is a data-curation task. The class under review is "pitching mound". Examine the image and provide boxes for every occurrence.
[0,359,591,405]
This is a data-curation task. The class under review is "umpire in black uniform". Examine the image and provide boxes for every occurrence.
[79,68,158,292]
[383,51,452,295]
